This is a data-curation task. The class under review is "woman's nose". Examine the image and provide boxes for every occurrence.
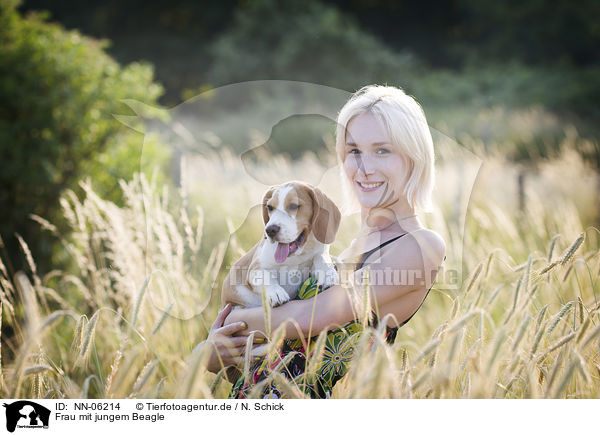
[357,153,375,175]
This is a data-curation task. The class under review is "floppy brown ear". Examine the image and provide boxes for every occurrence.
[308,186,341,244]
[262,186,277,224]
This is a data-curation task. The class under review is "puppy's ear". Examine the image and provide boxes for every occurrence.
[262,186,277,225]
[308,186,341,244]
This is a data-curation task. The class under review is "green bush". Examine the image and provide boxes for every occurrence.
[0,0,169,272]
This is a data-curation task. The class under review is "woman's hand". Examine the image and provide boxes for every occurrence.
[222,305,259,335]
[204,303,263,373]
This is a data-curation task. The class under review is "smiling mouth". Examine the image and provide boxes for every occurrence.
[356,181,384,191]
[274,229,307,264]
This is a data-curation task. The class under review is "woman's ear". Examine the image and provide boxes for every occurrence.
[309,186,341,244]
[262,186,277,224]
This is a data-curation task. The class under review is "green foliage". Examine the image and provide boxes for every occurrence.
[0,1,169,271]
[19,0,600,147]
[201,0,599,166]
[449,0,600,66]
[410,62,600,165]
[206,0,417,92]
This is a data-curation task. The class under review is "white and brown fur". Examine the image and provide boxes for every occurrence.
[222,181,341,309]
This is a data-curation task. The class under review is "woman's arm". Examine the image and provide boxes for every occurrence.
[223,283,357,339]
[224,230,446,338]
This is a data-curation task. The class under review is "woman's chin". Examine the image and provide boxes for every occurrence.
[354,190,386,208]
[356,199,383,210]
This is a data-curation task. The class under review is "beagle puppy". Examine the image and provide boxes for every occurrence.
[222,181,341,309]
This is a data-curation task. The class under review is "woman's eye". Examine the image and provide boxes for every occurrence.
[267,205,274,211]
[288,204,300,211]
[376,148,390,154]
[347,149,360,155]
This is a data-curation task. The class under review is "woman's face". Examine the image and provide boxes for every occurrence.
[343,112,411,210]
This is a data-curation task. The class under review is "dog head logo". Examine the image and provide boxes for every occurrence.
[3,401,50,432]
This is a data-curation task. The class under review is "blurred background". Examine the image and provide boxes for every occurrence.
[1,0,600,399]
[2,0,599,274]
[3,0,599,275]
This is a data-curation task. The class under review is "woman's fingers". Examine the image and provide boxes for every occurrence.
[216,320,247,337]
[222,336,253,347]
[217,343,244,358]
[216,336,261,350]
[215,336,268,354]
[228,335,267,347]
[212,340,265,369]
[211,303,233,330]
[218,344,258,361]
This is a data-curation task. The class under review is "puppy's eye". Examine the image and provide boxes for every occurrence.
[288,204,300,211]
[267,205,274,212]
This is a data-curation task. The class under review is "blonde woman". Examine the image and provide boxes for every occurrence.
[207,84,446,398]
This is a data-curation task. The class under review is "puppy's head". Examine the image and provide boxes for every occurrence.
[262,182,341,263]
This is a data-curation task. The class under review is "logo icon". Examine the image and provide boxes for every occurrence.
[3,401,50,432]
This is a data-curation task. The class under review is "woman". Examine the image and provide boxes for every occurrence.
[206,84,446,397]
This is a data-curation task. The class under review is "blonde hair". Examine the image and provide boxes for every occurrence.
[335,84,435,212]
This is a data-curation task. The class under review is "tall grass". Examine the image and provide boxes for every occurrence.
[0,134,598,398]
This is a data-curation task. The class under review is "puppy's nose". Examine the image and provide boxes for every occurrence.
[265,225,280,238]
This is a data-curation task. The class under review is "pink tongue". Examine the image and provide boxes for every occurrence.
[275,243,290,264]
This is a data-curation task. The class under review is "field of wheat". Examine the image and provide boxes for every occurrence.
[1,132,599,399]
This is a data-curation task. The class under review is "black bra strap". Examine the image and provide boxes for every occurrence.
[356,233,408,270]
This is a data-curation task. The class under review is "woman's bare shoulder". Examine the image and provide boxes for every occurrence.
[362,228,444,292]
[411,228,446,259]
[383,228,445,290]
[388,227,446,268]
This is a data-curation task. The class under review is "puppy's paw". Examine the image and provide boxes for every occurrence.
[266,285,290,307]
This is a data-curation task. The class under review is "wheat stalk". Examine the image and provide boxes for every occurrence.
[560,233,585,265]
